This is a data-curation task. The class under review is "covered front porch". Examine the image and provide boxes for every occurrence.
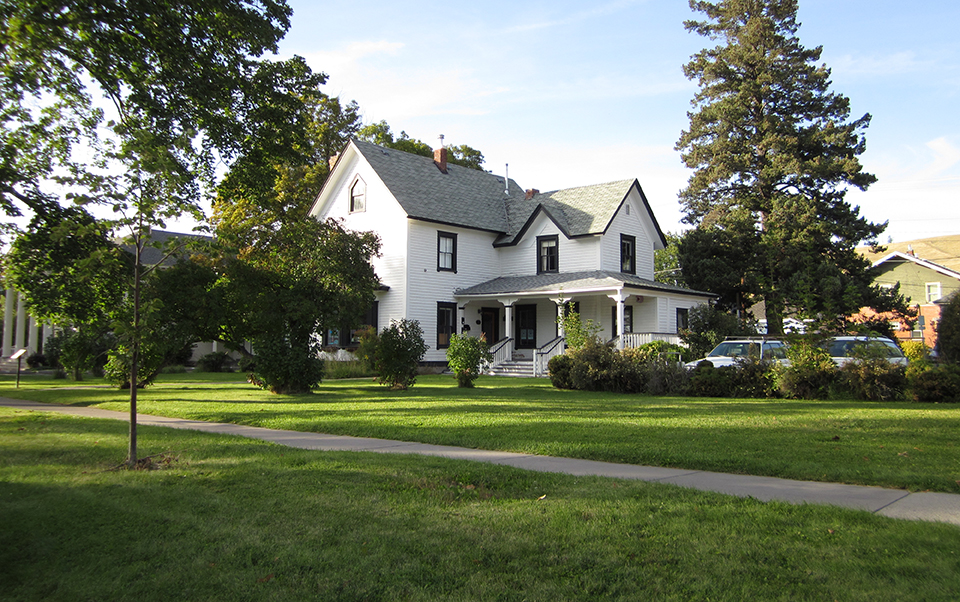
[453,271,712,376]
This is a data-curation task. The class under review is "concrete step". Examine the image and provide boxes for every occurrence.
[487,359,535,378]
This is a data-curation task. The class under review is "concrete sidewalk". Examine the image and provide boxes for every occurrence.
[3,397,959,527]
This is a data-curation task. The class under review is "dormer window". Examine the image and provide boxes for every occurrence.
[620,234,636,275]
[537,235,558,274]
[350,177,366,213]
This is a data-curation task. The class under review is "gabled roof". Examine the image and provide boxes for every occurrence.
[871,251,960,282]
[324,140,667,246]
[859,234,960,272]
[454,270,714,299]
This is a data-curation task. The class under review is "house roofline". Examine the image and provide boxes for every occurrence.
[872,251,960,281]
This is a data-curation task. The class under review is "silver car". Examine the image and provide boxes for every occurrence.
[822,336,908,366]
[686,338,788,369]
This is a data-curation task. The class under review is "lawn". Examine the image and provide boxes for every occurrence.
[2,372,958,493]
[2,407,959,601]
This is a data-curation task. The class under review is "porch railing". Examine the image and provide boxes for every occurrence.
[533,336,565,377]
[487,337,513,372]
[616,332,683,348]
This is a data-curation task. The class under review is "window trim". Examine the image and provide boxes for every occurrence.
[437,302,457,349]
[437,231,457,273]
[620,234,636,275]
[349,176,366,213]
[537,235,559,274]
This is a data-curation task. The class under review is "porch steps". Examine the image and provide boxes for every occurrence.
[487,358,535,378]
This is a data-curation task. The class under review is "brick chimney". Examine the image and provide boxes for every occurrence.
[524,188,539,200]
[434,147,448,174]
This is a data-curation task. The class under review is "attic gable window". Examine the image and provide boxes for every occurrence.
[537,235,558,274]
[926,282,942,303]
[349,177,366,213]
[620,234,636,275]
[437,231,457,272]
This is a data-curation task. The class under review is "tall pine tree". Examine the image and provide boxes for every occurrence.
[676,0,904,334]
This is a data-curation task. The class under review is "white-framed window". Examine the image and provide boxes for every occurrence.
[925,282,942,303]
[349,176,366,213]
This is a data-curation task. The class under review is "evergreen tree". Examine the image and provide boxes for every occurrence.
[676,0,906,334]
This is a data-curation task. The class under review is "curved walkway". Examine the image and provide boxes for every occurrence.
[3,397,959,527]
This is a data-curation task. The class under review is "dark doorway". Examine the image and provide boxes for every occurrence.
[516,304,537,349]
[480,307,500,343]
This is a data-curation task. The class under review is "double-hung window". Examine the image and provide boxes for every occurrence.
[537,235,558,274]
[437,302,457,349]
[926,282,942,303]
[438,231,457,272]
[620,234,636,274]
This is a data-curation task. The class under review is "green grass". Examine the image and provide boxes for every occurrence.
[2,407,959,601]
[2,372,959,493]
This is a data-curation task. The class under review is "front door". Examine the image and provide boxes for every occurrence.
[516,304,537,349]
[480,307,500,344]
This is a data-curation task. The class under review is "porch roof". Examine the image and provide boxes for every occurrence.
[453,270,715,299]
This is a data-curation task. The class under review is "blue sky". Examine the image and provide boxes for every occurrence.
[277,0,960,244]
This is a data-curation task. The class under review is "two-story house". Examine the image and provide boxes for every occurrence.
[309,139,713,374]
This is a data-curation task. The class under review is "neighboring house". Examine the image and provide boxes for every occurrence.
[309,139,713,374]
[857,239,960,348]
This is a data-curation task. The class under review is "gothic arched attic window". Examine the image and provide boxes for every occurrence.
[350,176,366,213]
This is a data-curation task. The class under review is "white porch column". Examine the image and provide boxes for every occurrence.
[212,340,219,353]
[457,305,466,335]
[608,290,627,349]
[549,297,567,338]
[3,287,14,356]
[29,319,40,354]
[15,294,26,352]
[499,296,519,358]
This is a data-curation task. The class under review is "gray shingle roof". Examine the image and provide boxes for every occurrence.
[454,270,714,298]
[352,140,653,244]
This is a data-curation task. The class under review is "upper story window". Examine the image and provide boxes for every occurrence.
[537,235,558,274]
[620,234,636,275]
[349,177,366,213]
[926,282,942,303]
[437,231,457,272]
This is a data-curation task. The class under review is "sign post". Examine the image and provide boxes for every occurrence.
[10,349,27,388]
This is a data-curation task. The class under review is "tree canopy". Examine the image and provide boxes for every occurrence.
[676,0,906,334]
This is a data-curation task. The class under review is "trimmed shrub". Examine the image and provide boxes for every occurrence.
[376,319,427,390]
[446,334,492,388]
[730,356,778,398]
[547,354,574,390]
[911,364,960,402]
[248,333,325,395]
[642,355,691,396]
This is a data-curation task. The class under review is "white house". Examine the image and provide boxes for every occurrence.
[309,139,713,374]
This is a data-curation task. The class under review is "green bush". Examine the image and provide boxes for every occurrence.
[775,340,837,399]
[196,351,233,373]
[689,362,735,397]
[25,353,46,369]
[730,356,778,398]
[621,340,692,364]
[910,364,960,402]
[248,333,325,395]
[547,354,574,390]
[376,319,427,390]
[446,334,492,388]
[354,325,380,371]
[641,355,691,396]
[102,344,165,389]
[558,311,602,351]
[567,341,619,392]
[840,359,906,401]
